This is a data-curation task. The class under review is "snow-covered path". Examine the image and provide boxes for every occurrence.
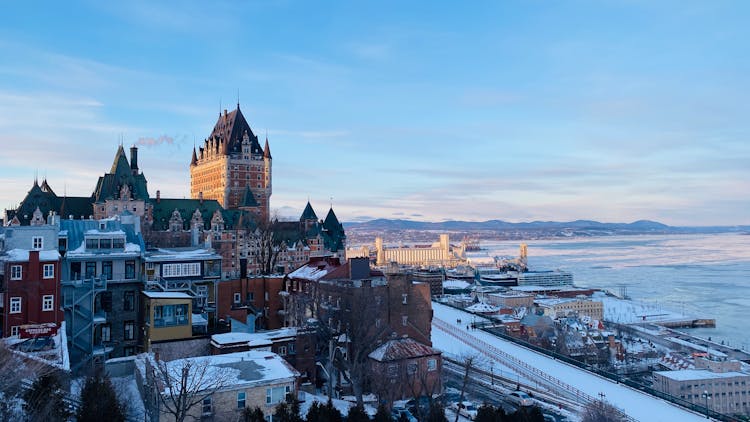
[431,302,709,422]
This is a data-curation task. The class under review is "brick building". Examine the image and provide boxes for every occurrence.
[190,105,271,220]
[368,337,442,403]
[216,276,285,331]
[0,219,63,338]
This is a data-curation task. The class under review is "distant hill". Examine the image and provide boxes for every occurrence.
[344,218,748,236]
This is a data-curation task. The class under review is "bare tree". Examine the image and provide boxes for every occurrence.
[146,355,233,422]
[454,354,477,422]
[581,399,628,422]
[0,342,57,420]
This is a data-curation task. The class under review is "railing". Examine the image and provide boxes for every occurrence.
[436,301,740,422]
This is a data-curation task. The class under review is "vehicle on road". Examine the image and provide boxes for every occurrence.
[391,407,418,422]
[507,391,533,407]
[451,401,478,420]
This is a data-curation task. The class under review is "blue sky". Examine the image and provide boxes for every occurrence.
[1,1,748,225]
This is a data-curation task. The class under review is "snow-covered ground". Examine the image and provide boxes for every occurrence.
[431,302,708,422]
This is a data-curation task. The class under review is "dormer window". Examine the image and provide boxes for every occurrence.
[32,236,43,250]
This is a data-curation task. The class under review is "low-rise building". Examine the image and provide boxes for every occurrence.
[485,292,534,309]
[535,297,603,321]
[138,350,299,422]
[653,369,750,415]
[368,337,442,403]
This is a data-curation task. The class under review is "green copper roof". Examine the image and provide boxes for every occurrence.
[240,186,260,208]
[300,201,318,221]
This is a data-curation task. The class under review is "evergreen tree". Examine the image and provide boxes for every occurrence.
[346,405,370,422]
[425,402,448,422]
[475,404,499,422]
[372,403,391,422]
[22,372,70,422]
[243,406,266,422]
[77,372,126,422]
[306,400,343,422]
[274,394,303,422]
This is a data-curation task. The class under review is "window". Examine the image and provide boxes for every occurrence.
[112,238,125,249]
[43,264,55,279]
[125,261,136,279]
[237,392,246,409]
[99,238,112,249]
[266,386,287,405]
[202,396,212,415]
[32,236,43,250]
[123,291,135,311]
[102,261,113,280]
[427,358,437,371]
[407,363,418,374]
[153,304,189,327]
[42,295,54,311]
[402,315,408,326]
[247,292,254,301]
[124,346,135,357]
[86,238,99,249]
[10,297,21,314]
[278,346,287,356]
[10,265,22,280]
[10,326,20,337]
[85,262,97,279]
[162,262,201,278]
[234,293,241,304]
[101,324,111,342]
[402,293,408,305]
[124,321,135,340]
[387,364,399,377]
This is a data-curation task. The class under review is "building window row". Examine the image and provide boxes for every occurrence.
[153,304,189,327]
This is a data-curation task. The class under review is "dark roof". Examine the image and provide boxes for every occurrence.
[5,179,96,225]
[92,147,149,202]
[322,208,346,251]
[368,337,440,362]
[263,137,272,159]
[207,106,263,156]
[191,147,198,166]
[300,202,318,221]
[59,196,94,220]
[149,198,256,231]
[240,186,260,208]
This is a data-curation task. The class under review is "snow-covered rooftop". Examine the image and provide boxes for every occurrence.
[142,291,192,299]
[144,247,220,262]
[4,248,60,262]
[465,302,500,313]
[288,265,329,281]
[655,369,749,381]
[151,350,299,394]
[212,328,298,346]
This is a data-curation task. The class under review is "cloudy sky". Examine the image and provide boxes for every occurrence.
[1,1,748,225]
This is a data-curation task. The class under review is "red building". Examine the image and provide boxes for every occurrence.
[368,337,443,403]
[1,249,63,337]
[217,276,285,330]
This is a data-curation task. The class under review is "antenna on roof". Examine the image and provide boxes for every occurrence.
[219,98,222,116]
[330,196,333,208]
[237,88,240,108]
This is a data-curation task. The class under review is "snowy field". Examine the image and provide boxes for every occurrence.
[431,302,708,422]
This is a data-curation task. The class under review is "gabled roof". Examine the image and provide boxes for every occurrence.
[208,106,264,156]
[300,201,318,221]
[368,337,441,362]
[92,147,149,202]
[149,198,256,231]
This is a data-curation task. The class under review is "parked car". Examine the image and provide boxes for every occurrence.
[391,407,418,422]
[507,391,533,407]
[451,401,478,420]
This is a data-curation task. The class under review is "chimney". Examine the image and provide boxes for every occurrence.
[199,192,203,204]
[156,190,161,203]
[130,145,139,174]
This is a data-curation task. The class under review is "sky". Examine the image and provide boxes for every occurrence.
[0,1,748,226]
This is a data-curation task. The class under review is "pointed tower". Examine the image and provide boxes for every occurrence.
[190,104,271,221]
[300,201,318,233]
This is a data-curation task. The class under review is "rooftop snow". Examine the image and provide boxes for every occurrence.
[655,369,749,381]
[5,249,60,262]
[289,265,329,281]
[142,291,192,299]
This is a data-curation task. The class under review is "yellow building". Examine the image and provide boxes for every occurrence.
[142,291,194,349]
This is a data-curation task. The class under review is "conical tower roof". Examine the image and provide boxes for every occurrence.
[300,201,317,221]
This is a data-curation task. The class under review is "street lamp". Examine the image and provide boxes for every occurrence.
[702,390,711,419]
